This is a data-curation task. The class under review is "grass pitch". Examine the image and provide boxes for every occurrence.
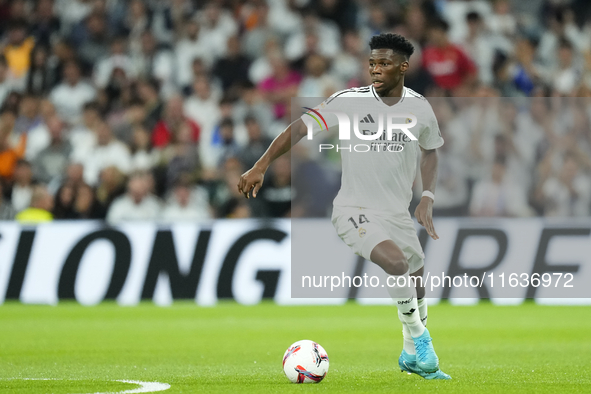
[0,301,590,393]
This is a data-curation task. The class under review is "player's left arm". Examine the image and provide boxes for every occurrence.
[414,147,439,240]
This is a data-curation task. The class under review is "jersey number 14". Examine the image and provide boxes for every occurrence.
[348,214,369,229]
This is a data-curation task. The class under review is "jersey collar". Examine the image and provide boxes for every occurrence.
[370,85,407,107]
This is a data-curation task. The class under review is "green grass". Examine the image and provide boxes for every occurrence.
[0,302,590,393]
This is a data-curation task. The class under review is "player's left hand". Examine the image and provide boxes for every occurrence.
[414,197,439,240]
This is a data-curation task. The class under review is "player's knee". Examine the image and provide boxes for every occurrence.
[383,257,409,276]
[415,284,426,299]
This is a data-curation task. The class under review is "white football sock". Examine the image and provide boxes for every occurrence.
[418,298,428,327]
[387,271,425,338]
[399,312,416,355]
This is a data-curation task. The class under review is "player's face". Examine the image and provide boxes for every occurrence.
[369,49,408,97]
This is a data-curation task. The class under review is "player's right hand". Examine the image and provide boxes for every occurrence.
[238,166,265,199]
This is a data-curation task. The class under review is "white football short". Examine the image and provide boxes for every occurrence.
[331,206,425,274]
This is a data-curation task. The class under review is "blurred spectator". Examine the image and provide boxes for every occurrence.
[0,55,14,107]
[469,157,532,217]
[259,155,291,218]
[291,144,335,217]
[15,94,42,134]
[443,0,492,43]
[93,37,136,90]
[32,116,71,186]
[218,197,251,218]
[15,184,54,223]
[458,12,496,86]
[313,0,358,32]
[95,165,126,212]
[213,117,240,169]
[132,30,174,96]
[0,109,25,182]
[211,156,261,217]
[30,0,61,48]
[52,181,76,219]
[130,125,157,172]
[56,0,93,35]
[3,90,22,113]
[106,171,161,223]
[64,162,85,188]
[150,0,193,46]
[422,19,477,93]
[135,77,162,132]
[81,121,131,186]
[152,95,200,148]
[25,99,55,160]
[258,52,301,120]
[197,1,237,59]
[232,81,274,137]
[158,121,201,192]
[0,181,16,220]
[248,37,279,84]
[237,116,272,170]
[70,101,100,162]
[331,30,365,87]
[242,0,274,60]
[71,182,105,219]
[487,0,516,38]
[552,39,580,95]
[26,45,56,96]
[3,19,35,90]
[49,60,96,125]
[298,54,341,97]
[184,75,221,164]
[403,46,436,96]
[542,153,591,217]
[428,101,469,216]
[70,11,112,70]
[174,17,210,90]
[160,178,211,222]
[10,159,34,212]
[284,10,341,63]
[121,0,152,56]
[213,35,251,93]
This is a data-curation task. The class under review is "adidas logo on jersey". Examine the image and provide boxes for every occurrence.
[359,114,375,123]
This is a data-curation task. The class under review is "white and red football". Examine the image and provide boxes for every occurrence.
[282,340,329,383]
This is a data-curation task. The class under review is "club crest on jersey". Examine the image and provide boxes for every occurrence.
[359,228,366,237]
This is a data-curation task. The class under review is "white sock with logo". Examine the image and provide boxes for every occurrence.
[399,312,416,355]
[418,298,428,327]
[400,298,428,356]
[387,270,425,338]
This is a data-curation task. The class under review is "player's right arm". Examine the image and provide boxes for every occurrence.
[237,119,307,199]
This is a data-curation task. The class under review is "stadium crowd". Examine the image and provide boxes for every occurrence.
[0,0,590,223]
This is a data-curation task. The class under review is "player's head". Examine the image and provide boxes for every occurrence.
[368,33,414,96]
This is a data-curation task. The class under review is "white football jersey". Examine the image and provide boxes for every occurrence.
[300,85,444,216]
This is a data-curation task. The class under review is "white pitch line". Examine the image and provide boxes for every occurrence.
[0,378,171,394]
[111,380,171,394]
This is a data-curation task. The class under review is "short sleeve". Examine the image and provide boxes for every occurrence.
[299,90,346,136]
[418,103,444,150]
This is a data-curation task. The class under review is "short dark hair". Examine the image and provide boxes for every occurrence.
[466,11,481,23]
[369,33,414,60]
[429,18,450,32]
[83,101,101,112]
[220,117,234,128]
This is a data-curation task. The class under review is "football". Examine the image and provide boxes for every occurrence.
[282,340,329,383]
